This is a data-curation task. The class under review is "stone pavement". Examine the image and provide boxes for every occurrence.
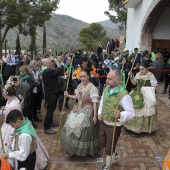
[1,82,170,170]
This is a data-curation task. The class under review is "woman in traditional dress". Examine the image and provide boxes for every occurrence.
[124,61,158,133]
[0,84,49,170]
[0,84,21,168]
[60,68,99,157]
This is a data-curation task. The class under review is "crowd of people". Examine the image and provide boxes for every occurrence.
[0,40,170,169]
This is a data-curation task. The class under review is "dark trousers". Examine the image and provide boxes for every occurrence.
[37,91,43,112]
[59,86,71,109]
[164,73,170,91]
[59,95,69,109]
[99,122,122,155]
[99,82,105,96]
[18,151,36,170]
[33,93,38,119]
[44,94,58,130]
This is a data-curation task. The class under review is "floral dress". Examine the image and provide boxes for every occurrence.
[60,82,99,156]
[124,72,158,134]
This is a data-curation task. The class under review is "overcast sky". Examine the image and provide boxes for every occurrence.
[54,0,110,23]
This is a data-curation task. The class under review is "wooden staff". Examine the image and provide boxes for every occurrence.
[109,61,125,169]
[125,55,137,88]
[0,128,5,154]
[56,55,75,147]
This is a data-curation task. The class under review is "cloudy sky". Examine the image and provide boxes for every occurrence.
[54,0,110,23]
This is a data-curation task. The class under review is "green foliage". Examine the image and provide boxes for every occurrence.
[105,0,127,30]
[16,34,21,55]
[0,0,59,58]
[79,23,107,50]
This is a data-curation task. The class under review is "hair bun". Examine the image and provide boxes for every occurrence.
[140,60,149,68]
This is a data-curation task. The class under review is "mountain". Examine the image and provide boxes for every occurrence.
[97,20,120,30]
[4,13,125,51]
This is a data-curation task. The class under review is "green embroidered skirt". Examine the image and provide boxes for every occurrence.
[60,107,99,156]
[124,112,157,134]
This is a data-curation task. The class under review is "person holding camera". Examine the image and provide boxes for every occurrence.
[42,58,63,134]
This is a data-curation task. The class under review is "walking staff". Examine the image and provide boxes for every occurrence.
[98,69,135,170]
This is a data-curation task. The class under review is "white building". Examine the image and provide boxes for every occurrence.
[125,0,170,53]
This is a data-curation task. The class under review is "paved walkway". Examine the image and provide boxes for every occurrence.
[1,82,170,170]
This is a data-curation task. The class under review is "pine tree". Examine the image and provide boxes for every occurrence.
[105,0,127,30]
[79,23,108,50]
[43,24,46,55]
[16,34,21,55]
[29,25,36,55]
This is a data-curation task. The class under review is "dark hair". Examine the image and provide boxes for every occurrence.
[140,61,149,69]
[142,50,149,58]
[6,86,16,96]
[134,48,138,51]
[81,68,90,76]
[6,109,23,124]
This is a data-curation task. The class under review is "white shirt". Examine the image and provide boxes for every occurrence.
[8,133,32,161]
[98,88,135,126]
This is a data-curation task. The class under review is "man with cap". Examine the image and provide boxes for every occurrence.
[104,55,114,71]
[112,57,121,70]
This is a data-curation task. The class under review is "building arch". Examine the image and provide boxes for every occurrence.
[140,0,170,52]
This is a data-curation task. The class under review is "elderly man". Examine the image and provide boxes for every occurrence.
[98,70,135,170]
[42,58,63,134]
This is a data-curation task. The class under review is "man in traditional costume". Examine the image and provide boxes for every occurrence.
[98,70,135,170]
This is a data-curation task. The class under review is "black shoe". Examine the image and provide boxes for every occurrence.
[34,117,43,122]
[50,122,59,127]
[32,122,38,128]
[44,129,57,134]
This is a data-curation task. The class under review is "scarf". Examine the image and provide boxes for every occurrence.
[106,70,125,98]
[41,66,47,73]
[19,75,29,82]
[168,58,170,64]
[14,117,35,137]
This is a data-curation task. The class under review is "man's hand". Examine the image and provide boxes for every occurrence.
[2,152,9,159]
[98,114,103,121]
[93,116,97,125]
[114,109,121,119]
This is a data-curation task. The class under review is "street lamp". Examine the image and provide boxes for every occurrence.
[4,40,7,57]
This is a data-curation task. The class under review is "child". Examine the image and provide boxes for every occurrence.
[2,109,37,170]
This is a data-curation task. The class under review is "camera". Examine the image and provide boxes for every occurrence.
[13,77,18,82]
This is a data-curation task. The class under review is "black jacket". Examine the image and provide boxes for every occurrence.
[42,67,63,99]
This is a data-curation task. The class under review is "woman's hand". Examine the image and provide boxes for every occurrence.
[128,71,131,77]
[93,116,97,125]
[64,91,69,97]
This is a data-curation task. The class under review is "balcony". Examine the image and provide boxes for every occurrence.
[125,0,143,8]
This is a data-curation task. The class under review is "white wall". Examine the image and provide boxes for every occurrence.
[153,7,170,39]
[126,0,154,52]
